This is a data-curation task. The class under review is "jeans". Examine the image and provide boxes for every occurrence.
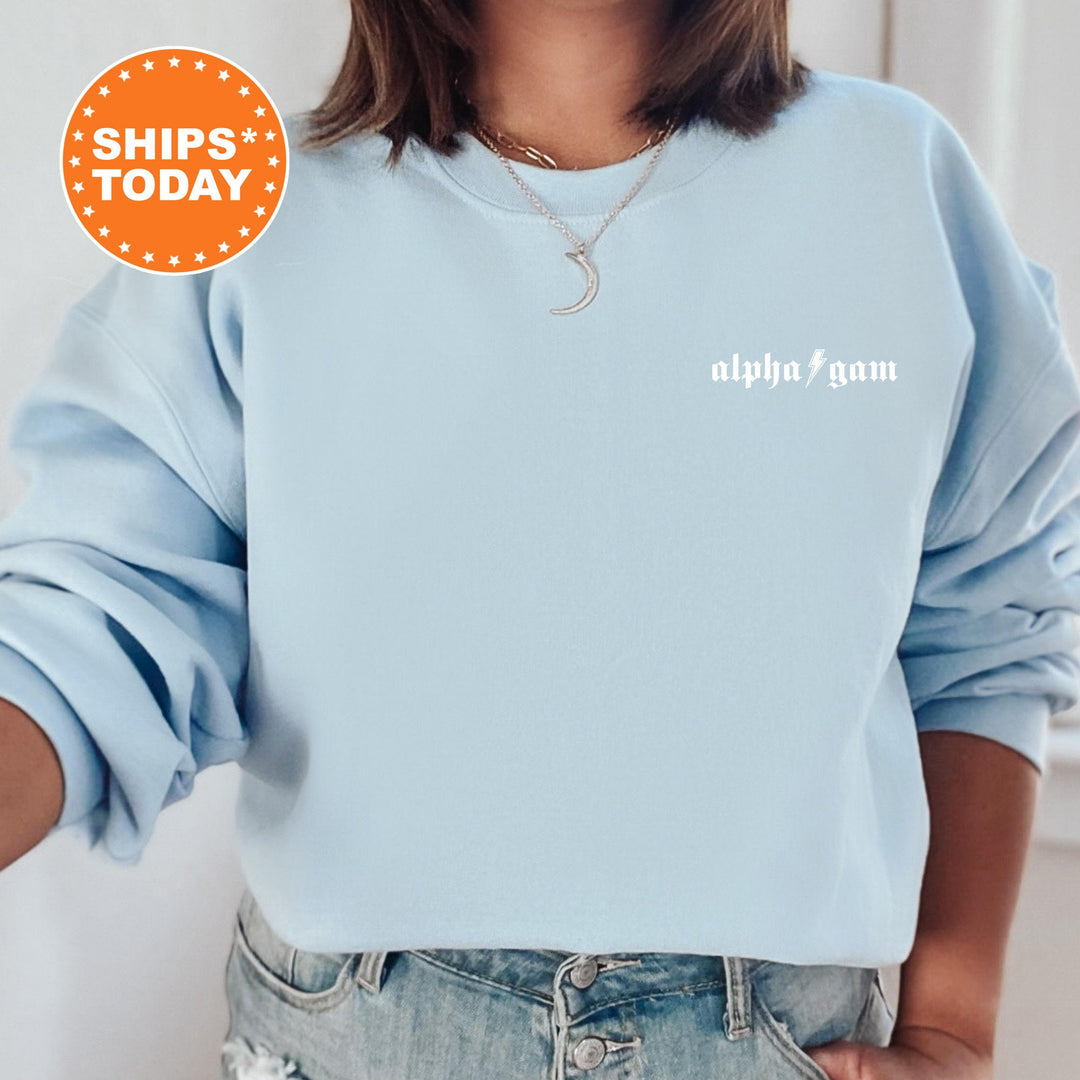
[221,886,896,1080]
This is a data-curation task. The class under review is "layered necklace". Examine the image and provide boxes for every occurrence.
[463,103,679,315]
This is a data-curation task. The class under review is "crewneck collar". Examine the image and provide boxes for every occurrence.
[413,115,741,218]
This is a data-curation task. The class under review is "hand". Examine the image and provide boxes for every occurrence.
[805,1024,994,1080]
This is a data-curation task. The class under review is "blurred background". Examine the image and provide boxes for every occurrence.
[1,1,1077,1077]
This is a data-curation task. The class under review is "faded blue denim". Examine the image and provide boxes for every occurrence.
[221,887,896,1080]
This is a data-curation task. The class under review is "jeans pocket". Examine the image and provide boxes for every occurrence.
[753,988,833,1080]
[230,887,363,1012]
[750,961,875,1080]
[849,968,896,1047]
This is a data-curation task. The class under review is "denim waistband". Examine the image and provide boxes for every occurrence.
[234,887,773,1037]
[410,946,765,1011]
[233,885,880,1048]
[229,887,892,1080]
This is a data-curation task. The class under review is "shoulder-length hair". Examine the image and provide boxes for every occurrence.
[299,0,810,166]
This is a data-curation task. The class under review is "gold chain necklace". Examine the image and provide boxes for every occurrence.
[453,71,671,170]
[469,116,672,171]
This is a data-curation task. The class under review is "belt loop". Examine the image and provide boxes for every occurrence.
[722,956,753,1040]
[354,950,389,994]
[238,886,256,927]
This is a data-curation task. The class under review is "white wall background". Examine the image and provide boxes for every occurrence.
[0,2,1076,1078]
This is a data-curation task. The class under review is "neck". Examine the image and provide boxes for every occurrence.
[464,0,673,169]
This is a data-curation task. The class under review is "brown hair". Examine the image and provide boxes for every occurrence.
[298,0,809,166]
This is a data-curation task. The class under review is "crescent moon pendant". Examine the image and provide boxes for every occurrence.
[550,249,599,315]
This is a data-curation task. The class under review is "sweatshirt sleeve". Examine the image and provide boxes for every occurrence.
[0,264,249,862]
[896,112,1080,776]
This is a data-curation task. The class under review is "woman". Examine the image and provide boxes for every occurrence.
[1,1,1076,1079]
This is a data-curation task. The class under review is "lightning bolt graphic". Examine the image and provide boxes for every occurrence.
[805,348,827,387]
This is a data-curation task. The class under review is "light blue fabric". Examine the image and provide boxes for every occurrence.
[1,67,1078,967]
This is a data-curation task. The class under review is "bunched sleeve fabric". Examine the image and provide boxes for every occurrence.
[897,112,1080,776]
[0,264,249,861]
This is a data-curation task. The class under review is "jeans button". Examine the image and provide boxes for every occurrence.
[569,957,598,989]
[571,1036,607,1070]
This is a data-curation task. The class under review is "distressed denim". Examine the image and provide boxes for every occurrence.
[221,887,896,1080]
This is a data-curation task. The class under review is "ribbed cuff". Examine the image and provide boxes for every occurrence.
[913,693,1051,775]
[0,638,106,829]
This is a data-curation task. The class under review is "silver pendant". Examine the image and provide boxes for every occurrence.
[550,248,598,315]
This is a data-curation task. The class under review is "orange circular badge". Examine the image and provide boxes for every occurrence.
[60,46,288,275]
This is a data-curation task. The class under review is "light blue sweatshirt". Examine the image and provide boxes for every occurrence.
[2,68,1078,967]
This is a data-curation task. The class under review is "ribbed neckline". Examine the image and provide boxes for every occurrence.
[412,113,743,219]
